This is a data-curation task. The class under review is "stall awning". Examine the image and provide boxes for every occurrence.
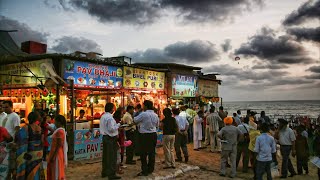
[0,59,65,88]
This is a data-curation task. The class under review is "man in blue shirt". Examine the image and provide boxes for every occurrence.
[254,123,276,180]
[134,100,159,176]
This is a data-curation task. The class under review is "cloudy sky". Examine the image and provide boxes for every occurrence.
[1,0,319,101]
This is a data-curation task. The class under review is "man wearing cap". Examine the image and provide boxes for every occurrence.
[275,118,297,178]
[218,116,243,178]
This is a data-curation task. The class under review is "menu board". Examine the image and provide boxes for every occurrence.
[172,74,197,97]
[74,128,103,160]
[198,79,218,97]
[123,66,165,90]
[0,59,52,88]
[63,59,123,89]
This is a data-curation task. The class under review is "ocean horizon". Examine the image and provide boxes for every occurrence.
[210,100,320,119]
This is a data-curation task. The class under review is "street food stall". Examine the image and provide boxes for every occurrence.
[61,59,124,160]
[122,66,167,118]
[168,73,198,108]
[198,78,220,110]
[0,59,58,121]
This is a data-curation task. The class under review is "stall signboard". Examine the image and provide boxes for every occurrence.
[0,59,52,88]
[63,59,123,89]
[172,74,197,97]
[123,66,165,90]
[73,128,103,160]
[198,79,218,97]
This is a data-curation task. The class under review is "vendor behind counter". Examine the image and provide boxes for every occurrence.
[75,109,91,130]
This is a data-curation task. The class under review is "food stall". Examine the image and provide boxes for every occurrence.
[0,59,58,121]
[123,66,167,118]
[61,59,123,160]
[198,79,220,110]
[168,73,198,108]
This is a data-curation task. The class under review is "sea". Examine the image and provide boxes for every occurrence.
[210,100,320,122]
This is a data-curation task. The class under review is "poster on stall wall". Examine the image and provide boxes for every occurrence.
[172,74,197,97]
[198,79,218,97]
[73,128,103,160]
[63,59,123,89]
[123,66,165,90]
[0,59,52,88]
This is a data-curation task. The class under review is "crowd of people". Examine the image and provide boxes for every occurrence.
[0,100,68,180]
[101,101,320,180]
[1,98,320,180]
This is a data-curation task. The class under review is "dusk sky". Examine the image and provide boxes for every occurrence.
[1,0,319,101]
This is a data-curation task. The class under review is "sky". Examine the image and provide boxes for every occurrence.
[0,0,319,101]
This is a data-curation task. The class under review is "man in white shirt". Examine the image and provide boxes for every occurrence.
[173,108,189,163]
[122,105,136,164]
[0,100,7,127]
[100,103,121,179]
[2,100,20,137]
[134,100,159,176]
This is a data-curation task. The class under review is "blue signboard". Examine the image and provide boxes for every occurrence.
[73,128,103,160]
[63,59,123,89]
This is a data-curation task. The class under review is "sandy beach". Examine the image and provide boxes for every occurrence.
[66,143,319,180]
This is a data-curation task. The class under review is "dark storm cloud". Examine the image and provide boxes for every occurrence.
[271,78,315,85]
[307,65,320,73]
[251,62,288,69]
[160,0,264,23]
[61,0,264,25]
[44,0,73,11]
[121,40,220,63]
[0,16,49,46]
[235,27,314,64]
[305,74,320,79]
[287,27,320,43]
[51,36,103,54]
[68,0,161,25]
[203,64,286,81]
[221,39,232,52]
[283,0,320,26]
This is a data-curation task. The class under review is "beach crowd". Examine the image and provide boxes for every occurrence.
[1,99,320,180]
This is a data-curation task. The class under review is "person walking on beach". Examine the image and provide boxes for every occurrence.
[193,111,204,150]
[186,105,196,143]
[122,105,136,165]
[254,123,276,180]
[236,117,250,173]
[274,118,297,178]
[248,121,260,179]
[173,108,189,163]
[2,100,20,179]
[160,108,178,168]
[258,111,271,124]
[47,115,68,180]
[207,107,221,152]
[134,100,159,176]
[313,125,320,179]
[295,126,309,175]
[100,103,121,179]
[218,116,243,178]
[218,106,227,130]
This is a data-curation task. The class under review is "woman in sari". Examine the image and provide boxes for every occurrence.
[47,115,68,180]
[15,112,43,180]
[0,127,13,179]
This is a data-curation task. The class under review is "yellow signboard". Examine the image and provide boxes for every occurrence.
[198,79,218,97]
[0,59,52,88]
[123,66,165,90]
